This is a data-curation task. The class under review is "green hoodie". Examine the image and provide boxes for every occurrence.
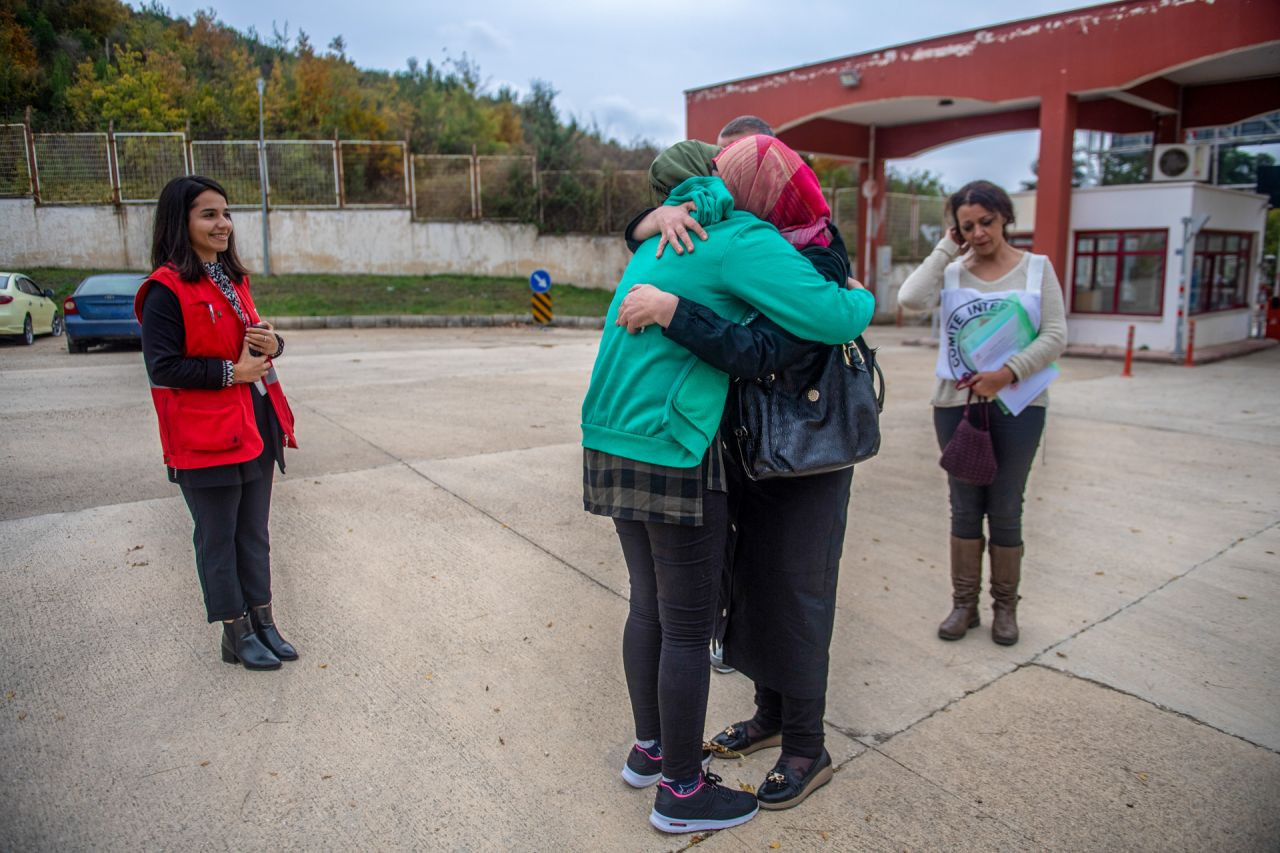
[581,177,875,467]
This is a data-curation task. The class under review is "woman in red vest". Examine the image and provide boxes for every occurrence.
[136,175,299,670]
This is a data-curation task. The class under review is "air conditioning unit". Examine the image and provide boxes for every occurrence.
[1152,143,1211,182]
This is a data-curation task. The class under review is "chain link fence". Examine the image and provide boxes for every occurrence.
[412,154,474,221]
[340,141,408,207]
[476,155,536,221]
[266,140,338,208]
[2,124,944,246]
[33,132,113,203]
[884,192,946,262]
[190,140,262,207]
[539,170,604,234]
[607,170,651,233]
[0,125,32,197]
[831,188,859,241]
[114,132,188,203]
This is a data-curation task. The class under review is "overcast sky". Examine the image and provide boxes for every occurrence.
[145,0,1100,190]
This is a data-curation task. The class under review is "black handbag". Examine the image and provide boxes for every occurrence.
[733,335,884,480]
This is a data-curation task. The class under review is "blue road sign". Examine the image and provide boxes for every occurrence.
[530,269,552,293]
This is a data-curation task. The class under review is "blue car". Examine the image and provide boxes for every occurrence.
[63,273,148,353]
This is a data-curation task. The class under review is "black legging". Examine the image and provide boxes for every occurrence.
[934,403,1046,547]
[752,685,825,759]
[614,491,727,781]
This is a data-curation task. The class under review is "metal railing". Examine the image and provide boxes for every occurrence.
[0,123,942,244]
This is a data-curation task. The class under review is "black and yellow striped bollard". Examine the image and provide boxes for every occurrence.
[530,269,553,325]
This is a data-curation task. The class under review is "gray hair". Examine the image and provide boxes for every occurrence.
[718,115,775,141]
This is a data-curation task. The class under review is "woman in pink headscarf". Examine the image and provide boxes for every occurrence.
[617,135,868,811]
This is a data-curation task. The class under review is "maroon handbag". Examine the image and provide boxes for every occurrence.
[939,392,997,485]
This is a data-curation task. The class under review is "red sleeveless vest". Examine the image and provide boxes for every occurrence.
[135,264,298,470]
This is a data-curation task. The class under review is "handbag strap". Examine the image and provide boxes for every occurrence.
[964,389,991,429]
[847,335,886,413]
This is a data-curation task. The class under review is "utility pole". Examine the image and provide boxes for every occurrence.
[257,77,271,276]
[1174,214,1210,355]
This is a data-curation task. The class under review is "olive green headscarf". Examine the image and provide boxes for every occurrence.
[648,140,721,202]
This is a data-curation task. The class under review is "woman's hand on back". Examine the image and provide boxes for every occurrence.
[616,284,679,334]
[634,203,708,259]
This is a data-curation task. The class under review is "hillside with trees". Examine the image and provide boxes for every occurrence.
[0,0,656,169]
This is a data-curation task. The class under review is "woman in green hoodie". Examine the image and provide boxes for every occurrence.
[581,141,874,834]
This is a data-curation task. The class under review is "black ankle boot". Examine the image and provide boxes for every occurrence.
[250,603,298,661]
[221,613,282,670]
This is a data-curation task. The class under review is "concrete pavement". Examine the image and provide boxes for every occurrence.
[1,327,1277,851]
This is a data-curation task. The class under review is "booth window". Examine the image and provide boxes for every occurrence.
[1190,231,1251,314]
[1008,232,1034,250]
[1071,229,1167,316]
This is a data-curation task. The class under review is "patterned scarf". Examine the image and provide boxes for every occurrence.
[713,135,832,249]
[203,262,249,325]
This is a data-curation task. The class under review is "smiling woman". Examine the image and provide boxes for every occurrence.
[135,175,301,673]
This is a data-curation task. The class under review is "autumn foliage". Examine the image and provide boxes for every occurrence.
[1,0,655,168]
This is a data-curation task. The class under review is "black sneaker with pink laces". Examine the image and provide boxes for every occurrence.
[649,771,759,833]
[621,742,713,788]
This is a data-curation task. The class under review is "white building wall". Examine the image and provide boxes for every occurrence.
[0,199,632,290]
[1015,183,1265,352]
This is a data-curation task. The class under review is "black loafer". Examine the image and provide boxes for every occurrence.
[709,721,782,758]
[756,749,833,810]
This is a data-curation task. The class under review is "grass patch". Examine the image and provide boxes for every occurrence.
[19,269,614,318]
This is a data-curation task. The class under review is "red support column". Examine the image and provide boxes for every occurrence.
[1032,88,1077,289]
[855,161,869,285]
[868,158,886,298]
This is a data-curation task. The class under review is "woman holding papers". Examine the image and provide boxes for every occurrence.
[899,180,1067,646]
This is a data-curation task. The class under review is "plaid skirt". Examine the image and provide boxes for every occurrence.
[583,435,725,527]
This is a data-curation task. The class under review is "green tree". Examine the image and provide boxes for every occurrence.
[521,79,579,170]
[1217,147,1276,186]
[66,46,184,130]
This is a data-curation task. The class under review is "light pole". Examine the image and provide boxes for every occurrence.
[1175,213,1209,356]
[256,77,271,276]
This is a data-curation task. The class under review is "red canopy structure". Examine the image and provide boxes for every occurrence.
[685,0,1280,290]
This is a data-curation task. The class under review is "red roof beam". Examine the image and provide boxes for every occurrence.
[1109,77,1180,115]
[1182,76,1280,130]
[776,119,871,159]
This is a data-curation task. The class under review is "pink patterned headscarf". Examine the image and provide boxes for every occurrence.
[713,135,832,249]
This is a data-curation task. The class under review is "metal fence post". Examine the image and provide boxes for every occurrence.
[23,107,39,203]
[401,139,411,210]
[471,145,480,219]
[106,120,121,205]
[334,131,345,208]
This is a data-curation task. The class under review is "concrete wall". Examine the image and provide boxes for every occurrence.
[0,199,631,290]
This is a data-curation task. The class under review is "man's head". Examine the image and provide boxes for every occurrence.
[717,115,774,148]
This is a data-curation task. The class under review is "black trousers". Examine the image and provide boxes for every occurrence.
[933,403,1046,547]
[752,684,825,759]
[614,491,727,781]
[179,451,275,623]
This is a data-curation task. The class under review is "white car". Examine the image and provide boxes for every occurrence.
[0,272,62,345]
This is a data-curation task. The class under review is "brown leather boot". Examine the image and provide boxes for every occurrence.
[989,543,1023,645]
[937,536,984,640]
